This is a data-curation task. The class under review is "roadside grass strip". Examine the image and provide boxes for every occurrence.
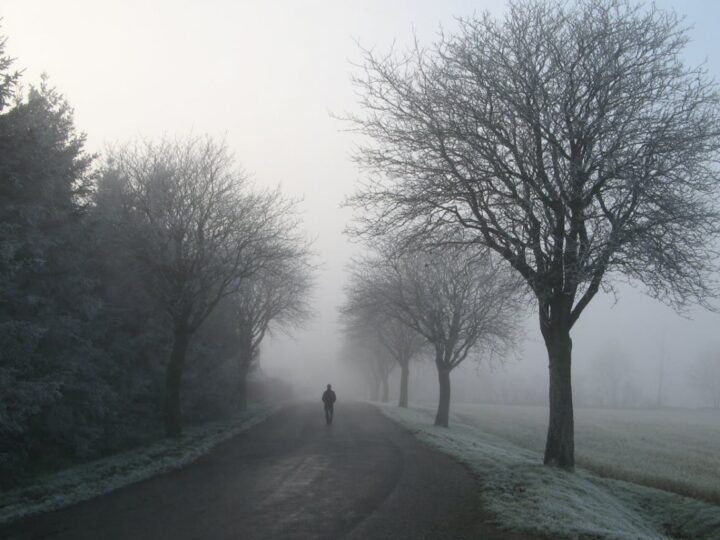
[0,405,277,526]
[377,404,720,540]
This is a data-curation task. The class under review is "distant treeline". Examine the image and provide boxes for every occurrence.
[0,33,311,486]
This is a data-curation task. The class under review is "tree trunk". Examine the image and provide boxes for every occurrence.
[164,326,190,437]
[398,360,409,408]
[434,365,451,427]
[381,373,389,403]
[543,327,574,469]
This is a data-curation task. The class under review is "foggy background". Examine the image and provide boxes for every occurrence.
[4,0,718,407]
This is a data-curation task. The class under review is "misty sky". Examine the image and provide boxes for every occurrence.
[3,0,719,402]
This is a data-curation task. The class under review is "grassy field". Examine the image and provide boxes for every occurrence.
[449,403,720,505]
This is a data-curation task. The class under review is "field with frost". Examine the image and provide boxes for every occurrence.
[378,404,720,540]
[450,403,720,505]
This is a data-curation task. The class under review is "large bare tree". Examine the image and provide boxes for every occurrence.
[346,0,720,467]
[354,247,521,426]
[231,252,313,410]
[102,136,291,435]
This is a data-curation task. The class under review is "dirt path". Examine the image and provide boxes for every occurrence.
[1,402,538,539]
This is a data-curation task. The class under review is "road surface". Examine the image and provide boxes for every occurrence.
[1,402,536,539]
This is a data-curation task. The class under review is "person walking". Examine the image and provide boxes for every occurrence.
[322,384,336,425]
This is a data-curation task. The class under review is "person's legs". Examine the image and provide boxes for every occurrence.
[324,404,331,425]
[328,404,334,424]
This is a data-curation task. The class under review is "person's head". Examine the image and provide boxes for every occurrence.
[327,384,332,390]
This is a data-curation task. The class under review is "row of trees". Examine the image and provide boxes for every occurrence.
[0,33,311,484]
[98,138,312,435]
[341,246,522,426]
[344,0,720,469]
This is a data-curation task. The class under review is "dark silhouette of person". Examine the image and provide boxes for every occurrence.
[322,384,336,425]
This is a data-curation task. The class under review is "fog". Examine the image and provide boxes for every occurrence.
[4,0,719,408]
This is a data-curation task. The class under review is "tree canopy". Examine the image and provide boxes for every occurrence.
[347,0,720,466]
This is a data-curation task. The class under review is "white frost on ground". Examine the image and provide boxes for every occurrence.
[451,403,720,505]
[0,405,276,526]
[377,404,720,540]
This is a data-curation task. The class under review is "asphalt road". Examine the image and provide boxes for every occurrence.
[2,402,536,540]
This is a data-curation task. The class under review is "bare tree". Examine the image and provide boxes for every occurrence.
[102,136,289,436]
[355,247,521,426]
[338,338,374,400]
[346,0,720,467]
[376,317,425,407]
[340,324,396,402]
[232,250,313,410]
[341,277,425,407]
[371,343,396,403]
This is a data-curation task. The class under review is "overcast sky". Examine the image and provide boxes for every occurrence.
[3,0,719,401]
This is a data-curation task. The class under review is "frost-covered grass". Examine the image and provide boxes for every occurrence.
[0,405,276,525]
[449,403,720,505]
[378,404,720,540]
